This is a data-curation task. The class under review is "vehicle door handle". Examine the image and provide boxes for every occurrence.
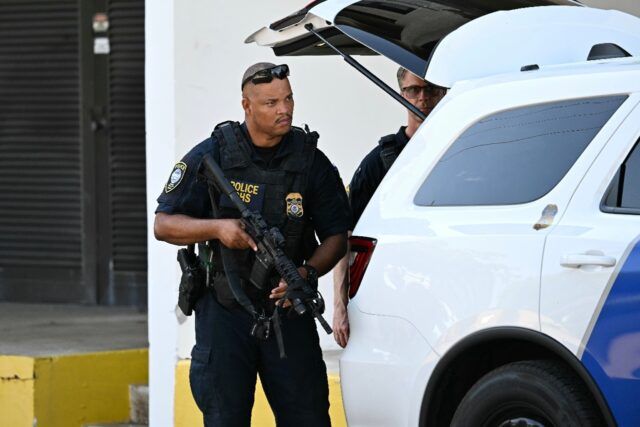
[560,254,617,268]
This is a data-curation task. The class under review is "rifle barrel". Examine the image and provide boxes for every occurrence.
[201,154,247,211]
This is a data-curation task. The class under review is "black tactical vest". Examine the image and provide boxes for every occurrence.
[378,133,403,172]
[208,121,319,307]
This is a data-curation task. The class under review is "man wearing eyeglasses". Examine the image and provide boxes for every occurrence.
[332,68,446,348]
[154,62,349,427]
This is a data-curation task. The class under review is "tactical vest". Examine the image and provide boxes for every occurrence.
[378,133,403,172]
[208,121,319,307]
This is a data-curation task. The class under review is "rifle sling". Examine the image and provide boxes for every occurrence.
[206,184,258,317]
[272,307,287,359]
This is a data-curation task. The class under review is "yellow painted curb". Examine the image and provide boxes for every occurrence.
[0,349,148,427]
[0,356,35,427]
[175,360,347,427]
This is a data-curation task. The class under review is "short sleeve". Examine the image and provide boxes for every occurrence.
[305,149,350,241]
[155,138,216,218]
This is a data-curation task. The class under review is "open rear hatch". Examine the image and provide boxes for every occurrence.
[247,0,640,90]
[246,0,586,85]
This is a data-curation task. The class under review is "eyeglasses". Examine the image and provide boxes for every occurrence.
[241,64,290,89]
[401,84,446,100]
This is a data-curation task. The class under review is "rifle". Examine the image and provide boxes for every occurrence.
[200,153,332,335]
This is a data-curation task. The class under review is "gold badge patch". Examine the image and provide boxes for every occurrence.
[286,192,304,218]
[165,162,187,193]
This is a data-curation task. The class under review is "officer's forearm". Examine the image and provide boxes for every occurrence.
[332,231,351,307]
[154,212,223,245]
[306,233,348,277]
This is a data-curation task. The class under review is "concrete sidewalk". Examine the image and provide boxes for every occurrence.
[0,302,340,371]
[0,303,148,356]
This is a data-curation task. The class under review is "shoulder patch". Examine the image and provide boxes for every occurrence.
[165,162,187,193]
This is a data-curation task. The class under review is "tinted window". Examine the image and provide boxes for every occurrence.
[415,96,627,206]
[603,140,640,213]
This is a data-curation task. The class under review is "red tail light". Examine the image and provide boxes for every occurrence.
[348,236,377,299]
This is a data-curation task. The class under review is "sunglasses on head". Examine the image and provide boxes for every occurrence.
[242,64,290,89]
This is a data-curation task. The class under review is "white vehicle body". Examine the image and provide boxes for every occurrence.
[249,1,640,425]
[348,61,640,426]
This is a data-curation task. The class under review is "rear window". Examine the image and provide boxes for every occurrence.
[414,96,627,207]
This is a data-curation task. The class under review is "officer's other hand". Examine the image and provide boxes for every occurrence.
[270,266,307,308]
[270,279,292,308]
[333,303,350,347]
[217,219,257,250]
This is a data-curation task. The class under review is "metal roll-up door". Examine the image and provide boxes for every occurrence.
[99,0,147,305]
[0,1,89,302]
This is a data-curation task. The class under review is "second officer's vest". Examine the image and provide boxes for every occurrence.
[378,133,404,172]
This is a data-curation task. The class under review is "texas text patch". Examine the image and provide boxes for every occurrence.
[220,180,265,212]
[165,162,187,193]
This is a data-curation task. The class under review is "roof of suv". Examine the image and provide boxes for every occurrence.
[424,6,640,87]
[448,57,640,96]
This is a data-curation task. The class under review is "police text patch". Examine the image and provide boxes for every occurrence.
[165,162,187,193]
[220,180,265,212]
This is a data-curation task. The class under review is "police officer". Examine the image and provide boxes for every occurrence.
[332,68,446,347]
[154,62,350,426]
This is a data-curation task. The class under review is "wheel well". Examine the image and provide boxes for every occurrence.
[419,327,616,427]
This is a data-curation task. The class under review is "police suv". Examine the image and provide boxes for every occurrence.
[248,1,640,425]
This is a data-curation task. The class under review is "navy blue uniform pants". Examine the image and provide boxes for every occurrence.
[189,290,331,427]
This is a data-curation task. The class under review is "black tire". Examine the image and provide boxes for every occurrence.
[450,359,601,427]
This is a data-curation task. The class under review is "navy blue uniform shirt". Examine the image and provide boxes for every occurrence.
[156,123,350,242]
[348,126,409,229]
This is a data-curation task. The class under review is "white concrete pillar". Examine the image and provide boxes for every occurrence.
[145,0,178,425]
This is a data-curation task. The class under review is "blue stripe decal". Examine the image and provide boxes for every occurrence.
[581,241,640,426]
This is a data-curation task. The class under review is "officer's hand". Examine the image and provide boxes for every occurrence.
[269,266,307,308]
[270,279,292,308]
[216,219,257,250]
[333,302,350,348]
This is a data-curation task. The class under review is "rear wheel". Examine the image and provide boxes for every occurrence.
[451,360,601,427]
